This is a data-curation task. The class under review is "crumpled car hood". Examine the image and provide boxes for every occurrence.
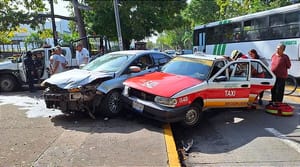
[43,69,114,89]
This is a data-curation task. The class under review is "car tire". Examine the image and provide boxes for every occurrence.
[182,103,203,127]
[101,90,122,117]
[0,75,18,92]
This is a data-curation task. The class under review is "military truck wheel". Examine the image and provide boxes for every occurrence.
[101,90,122,117]
[0,75,18,92]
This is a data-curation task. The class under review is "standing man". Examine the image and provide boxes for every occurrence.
[24,51,36,92]
[50,46,67,75]
[271,44,291,103]
[76,43,90,67]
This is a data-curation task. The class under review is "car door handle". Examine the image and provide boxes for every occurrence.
[260,82,270,85]
[241,84,249,87]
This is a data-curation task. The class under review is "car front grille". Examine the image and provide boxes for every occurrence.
[128,88,155,101]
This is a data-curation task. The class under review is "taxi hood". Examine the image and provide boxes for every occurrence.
[124,72,203,97]
[43,69,114,89]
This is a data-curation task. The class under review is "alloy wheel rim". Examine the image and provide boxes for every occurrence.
[108,92,120,113]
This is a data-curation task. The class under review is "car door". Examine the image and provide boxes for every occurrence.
[121,53,171,82]
[17,54,27,83]
[98,53,169,94]
[249,60,275,103]
[206,61,251,108]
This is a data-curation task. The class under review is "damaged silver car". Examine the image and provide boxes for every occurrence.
[42,50,172,118]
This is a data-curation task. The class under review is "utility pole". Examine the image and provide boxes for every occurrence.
[113,0,123,50]
[49,0,58,46]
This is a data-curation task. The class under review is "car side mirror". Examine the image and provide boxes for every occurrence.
[129,66,141,73]
[214,76,227,82]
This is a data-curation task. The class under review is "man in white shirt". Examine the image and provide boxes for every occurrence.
[76,43,90,67]
[50,46,67,75]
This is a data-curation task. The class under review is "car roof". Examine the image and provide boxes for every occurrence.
[109,50,166,55]
[176,53,227,61]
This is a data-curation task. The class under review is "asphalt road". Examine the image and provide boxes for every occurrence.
[1,89,300,167]
[172,91,300,167]
[0,90,172,167]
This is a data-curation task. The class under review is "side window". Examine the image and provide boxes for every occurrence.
[133,55,153,70]
[151,53,171,66]
[214,62,249,81]
[244,18,267,41]
[250,61,273,79]
[285,11,300,37]
[226,62,249,81]
[222,22,241,42]
[210,61,225,78]
[270,14,284,38]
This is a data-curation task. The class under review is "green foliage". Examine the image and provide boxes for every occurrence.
[215,0,294,20]
[0,0,47,32]
[0,0,47,45]
[146,40,155,50]
[157,20,193,50]
[0,27,27,44]
[60,33,79,46]
[184,0,295,26]
[182,0,219,26]
[84,0,187,49]
[160,0,295,50]
[24,32,43,49]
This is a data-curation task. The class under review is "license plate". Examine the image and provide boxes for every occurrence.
[132,100,144,113]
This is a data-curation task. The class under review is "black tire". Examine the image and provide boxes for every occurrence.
[0,75,18,92]
[101,90,122,117]
[284,75,297,95]
[181,103,203,127]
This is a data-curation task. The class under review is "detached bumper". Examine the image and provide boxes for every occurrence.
[122,95,189,123]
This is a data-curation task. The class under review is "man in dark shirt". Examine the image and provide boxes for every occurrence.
[24,51,36,92]
[271,44,291,103]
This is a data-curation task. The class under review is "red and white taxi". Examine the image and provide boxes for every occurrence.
[122,53,276,127]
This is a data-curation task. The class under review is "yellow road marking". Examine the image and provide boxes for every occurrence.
[163,124,181,167]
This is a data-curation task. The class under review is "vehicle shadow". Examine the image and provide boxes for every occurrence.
[50,111,165,134]
[172,101,300,154]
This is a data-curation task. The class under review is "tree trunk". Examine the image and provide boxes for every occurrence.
[123,39,131,50]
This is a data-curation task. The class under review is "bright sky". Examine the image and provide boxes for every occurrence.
[45,0,72,17]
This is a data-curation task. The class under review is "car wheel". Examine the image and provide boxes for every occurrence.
[182,103,202,127]
[101,90,122,117]
[0,75,18,92]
